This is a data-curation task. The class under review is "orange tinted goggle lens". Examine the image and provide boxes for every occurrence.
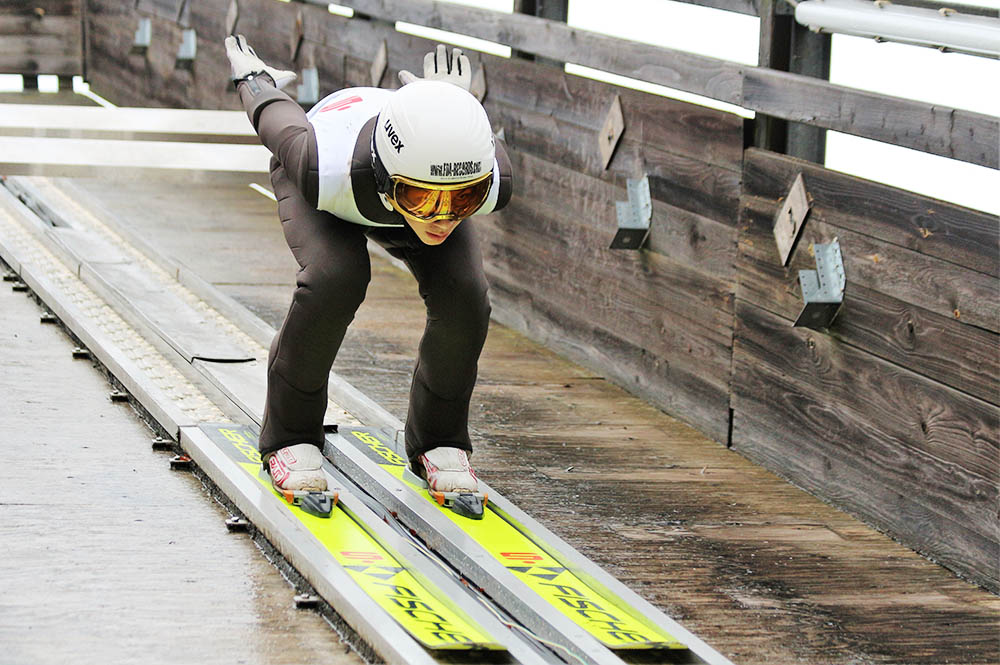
[392,176,492,221]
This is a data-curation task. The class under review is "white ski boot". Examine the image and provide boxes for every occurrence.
[409,447,487,519]
[265,443,337,517]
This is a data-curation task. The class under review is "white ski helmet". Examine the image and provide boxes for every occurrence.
[373,80,494,189]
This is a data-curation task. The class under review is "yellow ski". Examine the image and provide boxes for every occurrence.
[199,424,504,652]
[343,427,686,651]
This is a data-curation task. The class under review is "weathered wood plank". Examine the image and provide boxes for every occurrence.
[484,259,734,443]
[739,200,999,404]
[489,101,741,224]
[739,194,999,333]
[481,52,745,172]
[0,1,82,77]
[336,0,995,165]
[336,0,745,104]
[657,0,761,16]
[0,0,79,15]
[732,298,1000,490]
[85,0,238,110]
[492,198,734,344]
[135,0,185,22]
[511,149,738,283]
[744,148,999,278]
[0,14,80,35]
[732,300,999,589]
[744,69,999,169]
[738,198,999,404]
[0,53,81,76]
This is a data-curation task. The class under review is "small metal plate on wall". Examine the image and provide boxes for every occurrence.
[598,95,625,171]
[297,67,319,105]
[131,18,151,55]
[610,176,651,250]
[794,239,846,330]
[175,29,197,69]
[773,173,811,266]
[371,40,388,87]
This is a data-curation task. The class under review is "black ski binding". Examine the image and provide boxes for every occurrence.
[298,491,335,518]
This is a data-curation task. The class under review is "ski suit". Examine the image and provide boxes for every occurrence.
[235,75,513,462]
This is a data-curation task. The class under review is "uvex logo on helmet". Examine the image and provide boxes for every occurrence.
[383,118,405,153]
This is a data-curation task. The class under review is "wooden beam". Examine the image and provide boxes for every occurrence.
[334,0,996,168]
[334,0,746,104]
[744,69,999,169]
[731,300,999,591]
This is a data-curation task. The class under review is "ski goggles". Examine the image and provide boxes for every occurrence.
[385,171,493,223]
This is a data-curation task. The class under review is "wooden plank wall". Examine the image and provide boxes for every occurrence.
[78,0,998,589]
[0,0,83,77]
[735,148,999,589]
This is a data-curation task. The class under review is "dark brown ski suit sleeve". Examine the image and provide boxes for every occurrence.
[236,75,320,208]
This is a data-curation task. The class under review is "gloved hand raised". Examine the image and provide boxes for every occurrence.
[224,34,297,89]
[399,44,471,92]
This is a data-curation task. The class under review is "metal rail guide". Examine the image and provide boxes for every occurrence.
[610,175,651,250]
[794,238,846,330]
[132,18,152,55]
[176,29,197,69]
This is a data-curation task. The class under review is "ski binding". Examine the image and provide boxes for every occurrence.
[259,469,338,518]
[403,465,488,520]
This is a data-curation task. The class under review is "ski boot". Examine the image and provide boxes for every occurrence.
[404,447,488,520]
[264,443,338,518]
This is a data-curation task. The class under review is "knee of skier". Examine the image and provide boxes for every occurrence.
[298,261,370,319]
[433,275,491,334]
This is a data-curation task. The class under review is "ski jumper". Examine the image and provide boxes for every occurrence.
[235,75,513,462]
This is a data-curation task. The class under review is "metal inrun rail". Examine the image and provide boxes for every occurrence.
[0,176,734,665]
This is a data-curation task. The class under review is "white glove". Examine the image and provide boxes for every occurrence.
[399,44,471,92]
[224,34,296,90]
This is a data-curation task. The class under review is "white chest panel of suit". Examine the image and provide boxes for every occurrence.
[307,87,394,227]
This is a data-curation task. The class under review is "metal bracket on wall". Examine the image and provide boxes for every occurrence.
[131,18,152,56]
[773,172,811,266]
[297,67,319,105]
[175,29,197,69]
[794,239,846,330]
[598,94,625,170]
[610,176,652,250]
[371,40,388,87]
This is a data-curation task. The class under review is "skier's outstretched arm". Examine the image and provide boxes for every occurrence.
[225,35,319,207]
